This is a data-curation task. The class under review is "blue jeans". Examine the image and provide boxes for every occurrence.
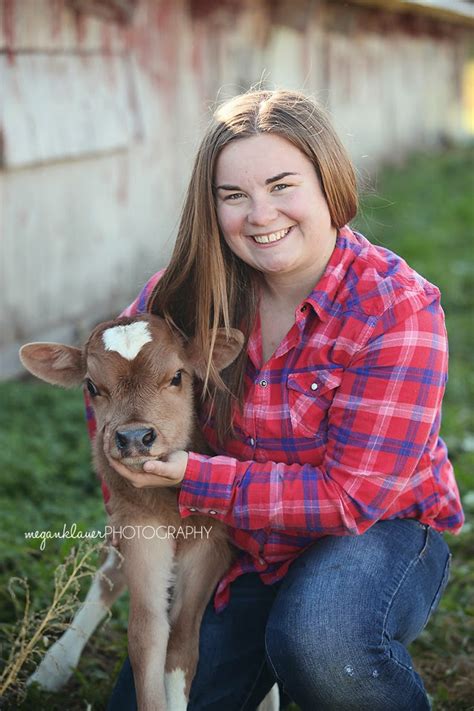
[107,519,451,711]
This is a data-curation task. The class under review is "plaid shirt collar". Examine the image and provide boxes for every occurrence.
[305,224,361,322]
[247,225,360,367]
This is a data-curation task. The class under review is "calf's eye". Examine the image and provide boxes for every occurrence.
[86,379,100,397]
[170,370,182,386]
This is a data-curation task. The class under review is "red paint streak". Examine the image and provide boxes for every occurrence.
[125,0,180,109]
[101,22,113,55]
[189,0,240,22]
[191,31,203,76]
[74,8,86,44]
[396,11,457,40]
[353,5,458,41]
[188,0,241,102]
[51,0,65,40]
[190,23,208,103]
[2,0,15,63]
[125,56,144,141]
[101,23,118,86]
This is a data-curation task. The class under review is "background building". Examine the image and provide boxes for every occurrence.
[1,0,473,377]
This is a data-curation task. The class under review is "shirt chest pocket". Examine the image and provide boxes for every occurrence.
[286,368,344,439]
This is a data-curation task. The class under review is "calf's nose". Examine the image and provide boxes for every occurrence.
[115,427,157,451]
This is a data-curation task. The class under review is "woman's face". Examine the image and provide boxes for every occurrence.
[214,133,336,282]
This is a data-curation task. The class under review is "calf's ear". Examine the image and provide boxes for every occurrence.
[187,328,244,378]
[211,328,245,372]
[19,343,85,387]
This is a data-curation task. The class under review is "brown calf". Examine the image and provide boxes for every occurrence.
[20,314,249,710]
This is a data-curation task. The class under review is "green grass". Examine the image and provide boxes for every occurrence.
[0,383,129,708]
[1,146,473,709]
[354,147,474,710]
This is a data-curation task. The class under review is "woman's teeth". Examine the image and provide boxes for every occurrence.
[252,227,291,244]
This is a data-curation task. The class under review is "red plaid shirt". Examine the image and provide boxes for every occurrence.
[88,226,463,611]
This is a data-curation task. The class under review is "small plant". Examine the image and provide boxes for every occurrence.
[0,543,99,705]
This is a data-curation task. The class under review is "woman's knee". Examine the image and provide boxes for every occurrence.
[265,618,429,711]
[263,523,438,710]
[265,604,365,697]
[263,537,369,686]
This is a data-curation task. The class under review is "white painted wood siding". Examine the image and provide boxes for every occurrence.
[0,0,471,377]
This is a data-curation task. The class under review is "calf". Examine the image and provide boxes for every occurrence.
[20,314,253,710]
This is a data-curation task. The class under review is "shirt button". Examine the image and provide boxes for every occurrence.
[301,304,307,312]
[189,507,197,512]
[310,382,318,391]
[259,379,268,387]
[258,557,265,565]
[208,510,217,515]
[249,437,255,447]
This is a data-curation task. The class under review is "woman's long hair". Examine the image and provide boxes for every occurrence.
[148,89,358,443]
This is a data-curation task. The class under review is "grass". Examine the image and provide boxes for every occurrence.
[354,146,474,710]
[0,384,129,708]
[0,146,473,709]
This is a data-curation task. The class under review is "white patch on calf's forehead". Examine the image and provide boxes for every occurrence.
[102,322,152,361]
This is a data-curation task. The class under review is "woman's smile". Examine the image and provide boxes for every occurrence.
[248,225,294,245]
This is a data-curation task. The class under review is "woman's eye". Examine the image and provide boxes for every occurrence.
[273,183,289,192]
[86,379,100,397]
[170,370,182,386]
[224,192,245,201]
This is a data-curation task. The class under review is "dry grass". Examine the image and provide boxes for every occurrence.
[0,545,98,705]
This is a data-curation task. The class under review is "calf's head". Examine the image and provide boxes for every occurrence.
[20,315,243,469]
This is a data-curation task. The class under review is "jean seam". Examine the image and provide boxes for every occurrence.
[238,656,271,711]
[387,649,428,700]
[422,551,451,628]
[379,525,429,650]
[264,629,287,699]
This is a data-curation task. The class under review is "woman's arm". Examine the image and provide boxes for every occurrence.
[175,301,450,534]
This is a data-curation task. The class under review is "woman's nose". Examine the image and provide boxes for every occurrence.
[247,197,278,226]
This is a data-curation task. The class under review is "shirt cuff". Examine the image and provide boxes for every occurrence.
[178,452,241,521]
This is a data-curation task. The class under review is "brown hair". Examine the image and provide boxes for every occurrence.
[148,89,357,443]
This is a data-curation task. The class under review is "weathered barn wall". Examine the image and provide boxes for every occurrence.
[0,0,471,377]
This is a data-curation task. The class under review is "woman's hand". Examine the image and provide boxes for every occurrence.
[105,449,188,489]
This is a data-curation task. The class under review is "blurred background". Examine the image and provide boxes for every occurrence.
[0,1,473,709]
[1,0,473,374]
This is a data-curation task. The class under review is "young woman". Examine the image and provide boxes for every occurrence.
[105,90,463,710]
